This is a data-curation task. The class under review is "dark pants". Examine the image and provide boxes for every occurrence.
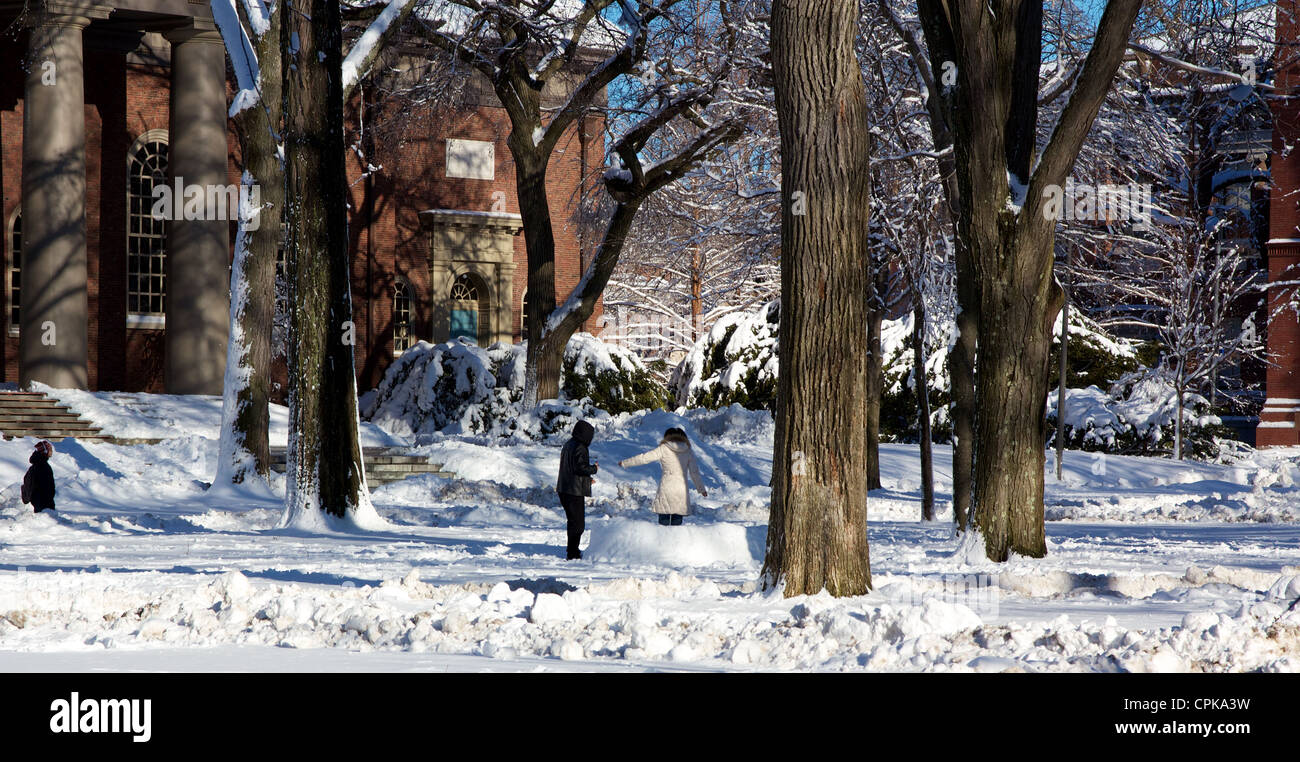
[658,514,682,526]
[560,492,585,559]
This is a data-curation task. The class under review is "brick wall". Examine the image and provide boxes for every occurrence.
[1258,0,1300,446]
[345,95,606,392]
[3,31,603,397]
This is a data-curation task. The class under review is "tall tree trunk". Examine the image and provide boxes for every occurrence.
[949,248,977,530]
[216,7,282,488]
[913,296,934,521]
[918,0,1141,560]
[1055,258,1069,481]
[282,0,373,526]
[516,154,562,407]
[1175,368,1185,460]
[911,0,972,531]
[762,0,872,597]
[969,229,1062,560]
[690,247,703,342]
[865,281,884,491]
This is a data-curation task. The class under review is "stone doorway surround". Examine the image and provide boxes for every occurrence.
[420,209,523,347]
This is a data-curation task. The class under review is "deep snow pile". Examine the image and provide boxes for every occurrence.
[2,564,1297,672]
[585,518,759,568]
[360,334,666,442]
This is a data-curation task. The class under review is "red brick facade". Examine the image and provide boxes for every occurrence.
[1258,0,1300,446]
[2,32,602,396]
[0,37,201,392]
[342,93,605,392]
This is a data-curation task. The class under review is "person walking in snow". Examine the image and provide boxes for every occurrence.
[557,420,600,560]
[21,440,56,513]
[619,427,706,526]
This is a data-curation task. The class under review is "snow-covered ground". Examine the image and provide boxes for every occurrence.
[1,393,1298,672]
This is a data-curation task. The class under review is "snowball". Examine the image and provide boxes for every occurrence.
[529,593,572,625]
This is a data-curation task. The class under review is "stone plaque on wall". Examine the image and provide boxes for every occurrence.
[446,138,495,180]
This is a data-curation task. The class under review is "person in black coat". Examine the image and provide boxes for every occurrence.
[556,420,599,560]
[22,440,56,513]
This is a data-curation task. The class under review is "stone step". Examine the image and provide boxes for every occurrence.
[0,412,97,422]
[0,420,99,430]
[263,455,455,485]
[267,456,444,468]
[0,408,88,417]
[266,446,397,457]
[366,460,447,470]
[0,401,75,412]
[2,428,108,437]
[0,390,105,442]
[1,434,115,443]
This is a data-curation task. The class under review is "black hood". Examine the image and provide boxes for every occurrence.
[572,420,595,446]
[29,452,47,465]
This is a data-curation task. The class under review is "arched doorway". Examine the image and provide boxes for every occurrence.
[450,272,490,345]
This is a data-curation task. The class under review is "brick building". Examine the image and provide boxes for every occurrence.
[1,1,602,398]
[1259,0,1300,446]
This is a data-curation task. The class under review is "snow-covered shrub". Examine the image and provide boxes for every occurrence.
[879,313,953,442]
[361,334,666,441]
[360,338,519,439]
[1048,309,1144,390]
[1047,373,1232,458]
[668,299,1191,453]
[880,307,1147,443]
[670,301,779,411]
[562,333,668,415]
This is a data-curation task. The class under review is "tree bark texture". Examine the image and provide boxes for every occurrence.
[913,297,935,521]
[218,6,283,485]
[283,0,370,521]
[762,0,872,596]
[865,281,884,491]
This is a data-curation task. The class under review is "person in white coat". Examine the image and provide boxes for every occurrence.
[619,427,707,525]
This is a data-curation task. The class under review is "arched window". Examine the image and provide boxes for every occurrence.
[520,290,529,343]
[127,134,169,324]
[7,209,19,335]
[393,280,413,354]
[449,272,489,346]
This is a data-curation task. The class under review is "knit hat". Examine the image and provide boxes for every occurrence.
[35,441,53,457]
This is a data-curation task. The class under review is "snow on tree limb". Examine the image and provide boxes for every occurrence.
[240,0,273,39]
[1127,42,1275,90]
[211,0,262,116]
[341,0,419,99]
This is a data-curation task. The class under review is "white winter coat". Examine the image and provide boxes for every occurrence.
[621,440,705,516]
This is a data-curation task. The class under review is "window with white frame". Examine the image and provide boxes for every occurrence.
[7,209,19,335]
[127,135,169,324]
